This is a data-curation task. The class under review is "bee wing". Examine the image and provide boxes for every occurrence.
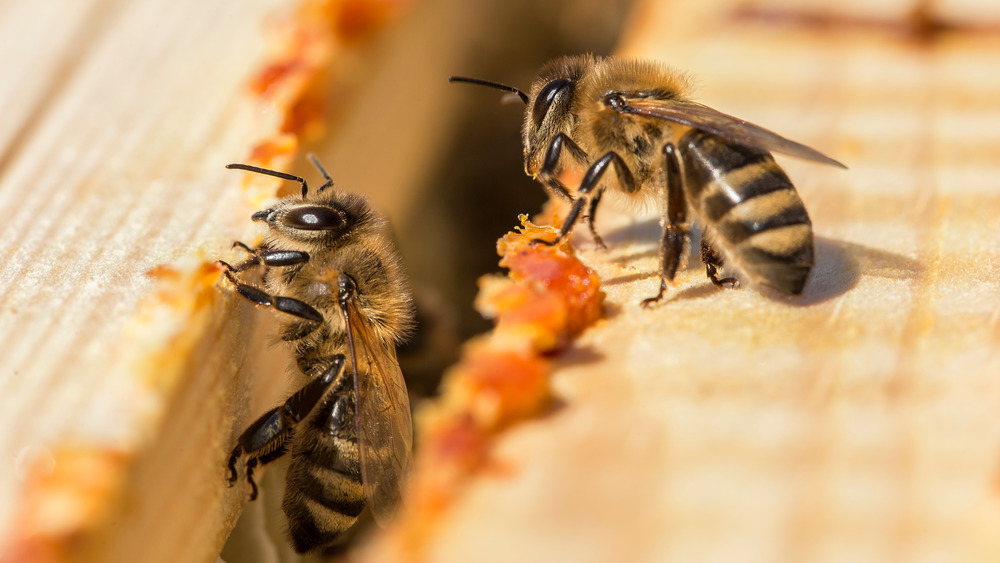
[342,297,413,527]
[620,97,847,168]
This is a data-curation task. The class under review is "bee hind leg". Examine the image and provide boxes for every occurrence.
[226,358,346,501]
[641,144,687,308]
[245,458,261,500]
[700,238,739,289]
[226,444,243,485]
[227,405,286,501]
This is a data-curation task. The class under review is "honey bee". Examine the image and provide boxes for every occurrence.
[221,156,415,553]
[451,55,845,305]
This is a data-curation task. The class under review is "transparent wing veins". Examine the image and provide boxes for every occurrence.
[341,297,412,527]
[619,97,847,169]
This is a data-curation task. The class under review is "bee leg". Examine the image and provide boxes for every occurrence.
[227,357,346,500]
[222,242,311,272]
[700,238,739,289]
[245,458,260,500]
[586,190,607,250]
[256,250,310,267]
[536,133,588,203]
[641,144,686,308]
[533,151,635,247]
[227,404,286,501]
[227,444,243,484]
[218,241,262,273]
[222,269,324,325]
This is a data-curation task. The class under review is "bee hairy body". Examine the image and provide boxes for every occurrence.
[222,157,414,554]
[268,231,412,374]
[452,54,844,304]
[569,120,815,294]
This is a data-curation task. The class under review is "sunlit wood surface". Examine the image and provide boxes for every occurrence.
[415,1,1000,562]
[0,1,293,561]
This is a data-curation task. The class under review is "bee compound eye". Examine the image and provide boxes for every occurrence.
[282,206,347,231]
[531,78,572,127]
[603,92,625,109]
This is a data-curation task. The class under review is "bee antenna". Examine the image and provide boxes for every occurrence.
[226,163,311,197]
[307,154,335,192]
[449,76,529,105]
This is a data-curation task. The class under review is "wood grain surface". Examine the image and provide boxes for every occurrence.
[386,1,1000,562]
[2,0,999,561]
[0,1,338,561]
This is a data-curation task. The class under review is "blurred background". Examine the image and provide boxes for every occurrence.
[303,0,635,398]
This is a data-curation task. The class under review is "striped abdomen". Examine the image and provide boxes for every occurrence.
[282,384,365,553]
[679,129,814,294]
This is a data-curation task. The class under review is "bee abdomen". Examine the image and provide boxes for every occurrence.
[283,443,365,553]
[283,388,365,554]
[681,130,813,294]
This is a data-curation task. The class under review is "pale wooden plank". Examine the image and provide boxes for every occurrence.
[0,0,110,157]
[368,1,1000,562]
[0,0,289,560]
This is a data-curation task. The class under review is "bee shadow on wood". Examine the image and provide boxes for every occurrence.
[726,236,921,306]
[588,218,920,306]
[596,216,662,265]
[790,236,921,305]
[553,342,605,368]
[532,344,607,419]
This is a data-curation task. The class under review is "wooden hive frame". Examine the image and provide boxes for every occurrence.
[3,0,1000,561]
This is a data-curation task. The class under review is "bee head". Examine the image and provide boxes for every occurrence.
[521,55,593,177]
[448,56,596,176]
[253,201,349,238]
[227,158,381,246]
[252,192,379,246]
[449,64,580,178]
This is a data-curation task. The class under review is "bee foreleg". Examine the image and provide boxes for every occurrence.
[537,133,587,203]
[534,151,634,248]
[223,270,324,325]
[536,194,587,246]
[586,190,607,250]
[700,238,739,289]
[641,144,686,308]
[256,249,310,267]
[226,242,310,270]
[219,241,263,273]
